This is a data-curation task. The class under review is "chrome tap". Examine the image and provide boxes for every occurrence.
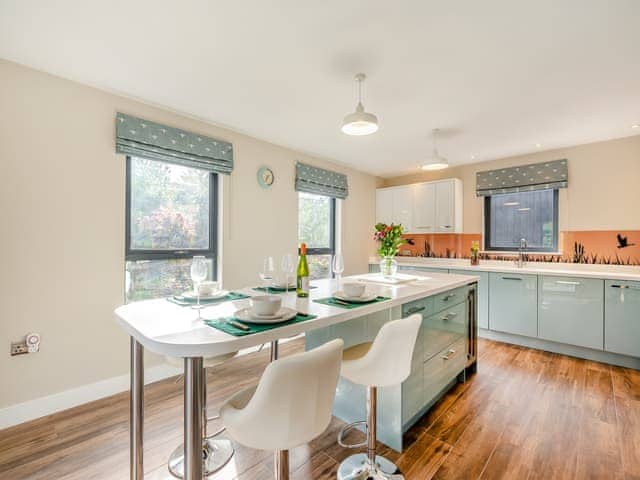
[515,238,528,268]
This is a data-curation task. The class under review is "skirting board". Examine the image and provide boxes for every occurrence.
[0,363,181,430]
[479,328,640,370]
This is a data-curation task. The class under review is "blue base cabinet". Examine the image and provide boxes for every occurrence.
[489,272,538,337]
[450,269,489,329]
[605,280,640,358]
[538,276,604,350]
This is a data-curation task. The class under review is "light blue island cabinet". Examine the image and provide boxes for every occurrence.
[306,283,475,452]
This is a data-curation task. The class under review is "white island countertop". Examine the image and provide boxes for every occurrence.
[115,271,478,358]
[369,257,640,281]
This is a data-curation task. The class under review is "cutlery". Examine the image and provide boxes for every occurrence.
[332,298,352,306]
[226,319,250,331]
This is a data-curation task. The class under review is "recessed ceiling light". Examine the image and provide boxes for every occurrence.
[341,73,379,136]
[632,124,640,129]
[517,207,531,212]
[420,129,449,171]
[504,201,520,206]
[535,143,542,148]
[470,154,476,160]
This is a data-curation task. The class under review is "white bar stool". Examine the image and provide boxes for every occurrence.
[220,339,344,480]
[337,314,422,480]
[165,352,236,478]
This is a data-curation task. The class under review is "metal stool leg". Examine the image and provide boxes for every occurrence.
[168,365,234,478]
[337,386,403,480]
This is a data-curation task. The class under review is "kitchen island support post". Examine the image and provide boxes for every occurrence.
[130,338,144,480]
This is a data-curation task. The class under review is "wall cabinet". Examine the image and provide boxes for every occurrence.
[376,178,462,233]
[538,276,604,350]
[489,272,538,337]
[605,280,640,357]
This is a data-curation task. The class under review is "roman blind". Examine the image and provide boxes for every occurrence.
[476,159,568,196]
[115,113,233,174]
[295,162,349,199]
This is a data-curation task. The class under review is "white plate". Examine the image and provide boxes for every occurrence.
[181,289,228,300]
[270,283,296,289]
[234,307,298,324]
[334,291,379,303]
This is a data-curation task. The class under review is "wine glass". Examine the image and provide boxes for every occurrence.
[190,256,208,319]
[281,253,295,293]
[259,256,275,295]
[332,253,345,292]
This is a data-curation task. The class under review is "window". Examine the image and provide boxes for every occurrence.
[298,192,336,279]
[484,189,558,252]
[125,156,217,301]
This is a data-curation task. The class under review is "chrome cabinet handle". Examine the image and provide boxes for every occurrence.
[442,293,457,301]
[502,277,523,281]
[406,306,426,315]
[439,225,452,229]
[611,284,640,290]
[556,280,581,286]
[441,312,458,321]
[441,349,457,360]
[416,225,432,229]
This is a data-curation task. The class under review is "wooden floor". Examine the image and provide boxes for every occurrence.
[1,338,639,480]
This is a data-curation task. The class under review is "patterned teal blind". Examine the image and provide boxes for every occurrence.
[115,113,233,174]
[476,159,568,197]
[295,162,348,199]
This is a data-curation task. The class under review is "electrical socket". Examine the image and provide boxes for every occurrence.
[11,342,29,356]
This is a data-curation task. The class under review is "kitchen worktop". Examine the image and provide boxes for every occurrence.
[369,256,640,281]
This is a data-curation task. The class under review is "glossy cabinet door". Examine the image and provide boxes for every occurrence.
[450,269,489,329]
[538,276,604,350]
[435,180,454,233]
[392,186,413,232]
[412,182,436,233]
[375,188,393,225]
[489,272,537,337]
[605,280,640,357]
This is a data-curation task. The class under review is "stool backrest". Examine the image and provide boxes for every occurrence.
[365,314,422,387]
[241,338,343,450]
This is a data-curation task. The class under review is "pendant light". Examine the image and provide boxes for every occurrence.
[341,73,379,136]
[421,128,449,170]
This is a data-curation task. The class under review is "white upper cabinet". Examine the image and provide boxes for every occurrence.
[376,178,462,234]
[392,186,414,232]
[375,188,394,225]
[413,182,436,232]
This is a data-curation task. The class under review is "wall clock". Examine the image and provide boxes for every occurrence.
[257,166,275,188]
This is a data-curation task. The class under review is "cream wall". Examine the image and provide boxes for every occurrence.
[0,59,377,411]
[382,135,640,233]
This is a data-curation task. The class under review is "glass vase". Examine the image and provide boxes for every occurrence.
[380,256,398,278]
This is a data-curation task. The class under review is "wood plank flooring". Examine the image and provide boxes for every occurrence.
[1,338,639,479]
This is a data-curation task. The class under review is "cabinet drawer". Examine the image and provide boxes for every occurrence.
[433,285,467,313]
[605,280,640,357]
[402,296,435,318]
[450,270,488,329]
[489,272,537,337]
[538,276,604,350]
[424,337,466,407]
[423,302,466,361]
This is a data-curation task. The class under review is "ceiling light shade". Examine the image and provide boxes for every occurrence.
[341,73,379,136]
[421,128,449,170]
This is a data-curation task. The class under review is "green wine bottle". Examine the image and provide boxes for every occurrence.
[296,243,310,297]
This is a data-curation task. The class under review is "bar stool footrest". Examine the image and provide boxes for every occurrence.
[337,420,368,448]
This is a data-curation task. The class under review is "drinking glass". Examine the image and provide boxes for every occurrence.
[190,256,208,319]
[332,253,345,291]
[259,256,275,295]
[281,254,295,293]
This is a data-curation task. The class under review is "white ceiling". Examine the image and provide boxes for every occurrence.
[1,0,639,177]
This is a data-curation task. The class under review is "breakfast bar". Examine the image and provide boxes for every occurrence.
[115,270,479,479]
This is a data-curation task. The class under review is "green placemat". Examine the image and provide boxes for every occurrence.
[313,296,391,309]
[167,291,250,307]
[204,313,317,336]
[252,285,317,293]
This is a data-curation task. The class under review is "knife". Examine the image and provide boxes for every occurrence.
[226,319,250,331]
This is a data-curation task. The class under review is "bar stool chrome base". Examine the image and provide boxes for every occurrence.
[168,438,234,478]
[337,453,402,480]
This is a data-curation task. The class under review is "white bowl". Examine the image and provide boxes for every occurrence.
[198,281,220,296]
[250,295,282,316]
[343,282,366,298]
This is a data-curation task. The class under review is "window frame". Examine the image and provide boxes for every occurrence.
[483,189,559,253]
[302,196,336,256]
[125,156,218,277]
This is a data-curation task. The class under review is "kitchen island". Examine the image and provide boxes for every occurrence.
[115,271,478,479]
